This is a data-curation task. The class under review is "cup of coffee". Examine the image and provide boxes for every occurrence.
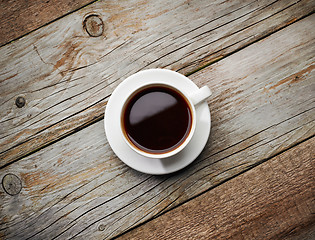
[119,69,211,159]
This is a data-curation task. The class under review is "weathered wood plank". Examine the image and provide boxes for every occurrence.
[117,138,315,240]
[1,0,314,167]
[0,15,314,239]
[0,0,96,47]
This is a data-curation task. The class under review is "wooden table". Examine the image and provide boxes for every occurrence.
[1,1,314,239]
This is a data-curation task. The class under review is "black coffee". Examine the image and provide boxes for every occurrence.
[122,85,192,154]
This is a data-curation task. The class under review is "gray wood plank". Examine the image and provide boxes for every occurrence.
[0,0,96,47]
[117,138,315,240]
[1,15,314,239]
[1,0,314,167]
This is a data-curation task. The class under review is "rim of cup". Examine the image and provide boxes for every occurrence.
[120,83,197,159]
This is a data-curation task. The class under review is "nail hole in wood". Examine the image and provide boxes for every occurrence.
[2,173,22,196]
[15,96,25,108]
[83,15,104,37]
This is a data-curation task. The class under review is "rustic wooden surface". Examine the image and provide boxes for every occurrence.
[0,0,96,47]
[1,8,314,239]
[1,0,314,167]
[1,0,315,239]
[117,138,315,240]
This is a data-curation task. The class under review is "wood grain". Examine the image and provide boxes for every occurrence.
[1,0,314,167]
[0,0,96,47]
[0,15,314,239]
[117,138,315,240]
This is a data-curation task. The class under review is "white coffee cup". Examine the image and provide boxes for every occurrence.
[119,69,211,159]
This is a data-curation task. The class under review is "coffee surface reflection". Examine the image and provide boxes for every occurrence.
[122,86,192,154]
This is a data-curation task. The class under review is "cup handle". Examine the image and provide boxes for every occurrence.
[189,86,212,105]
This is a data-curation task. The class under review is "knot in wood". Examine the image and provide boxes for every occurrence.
[2,173,22,195]
[84,15,104,37]
[98,224,106,231]
[15,96,25,108]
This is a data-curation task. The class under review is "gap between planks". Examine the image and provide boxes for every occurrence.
[0,0,98,47]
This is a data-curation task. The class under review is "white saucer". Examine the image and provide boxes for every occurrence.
[104,69,211,175]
